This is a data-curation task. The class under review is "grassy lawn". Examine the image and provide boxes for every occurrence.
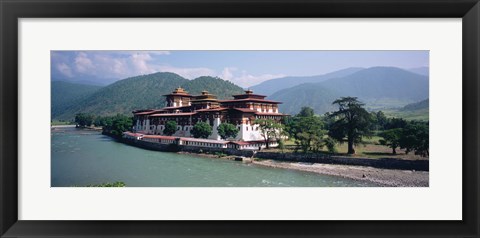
[383,108,429,121]
[269,137,427,160]
[334,143,426,160]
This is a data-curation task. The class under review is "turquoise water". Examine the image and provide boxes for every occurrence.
[51,128,379,187]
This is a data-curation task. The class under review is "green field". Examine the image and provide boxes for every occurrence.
[271,136,427,160]
[383,108,429,121]
[51,120,74,126]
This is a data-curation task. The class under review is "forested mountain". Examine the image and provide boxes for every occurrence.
[401,98,429,111]
[53,72,188,120]
[52,67,429,120]
[181,76,244,99]
[321,67,428,101]
[52,72,244,120]
[269,83,340,116]
[269,67,429,115]
[51,81,103,119]
[250,67,363,96]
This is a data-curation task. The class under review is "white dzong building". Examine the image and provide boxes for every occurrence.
[132,88,287,142]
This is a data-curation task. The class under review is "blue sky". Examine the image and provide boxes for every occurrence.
[51,51,429,87]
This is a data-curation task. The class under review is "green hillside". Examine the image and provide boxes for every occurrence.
[52,73,245,120]
[181,76,244,100]
[54,72,189,120]
[51,81,103,119]
[384,99,429,121]
[269,67,429,115]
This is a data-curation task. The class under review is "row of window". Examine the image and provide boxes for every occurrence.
[183,141,226,148]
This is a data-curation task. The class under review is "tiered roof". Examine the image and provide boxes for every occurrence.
[191,90,218,102]
[162,87,193,97]
[135,89,285,117]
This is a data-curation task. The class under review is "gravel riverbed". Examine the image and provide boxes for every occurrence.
[253,159,429,187]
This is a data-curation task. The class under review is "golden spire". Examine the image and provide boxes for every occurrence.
[173,87,188,94]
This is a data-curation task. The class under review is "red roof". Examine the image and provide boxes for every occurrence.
[162,92,194,97]
[134,110,164,115]
[219,98,282,104]
[150,112,196,117]
[195,107,228,112]
[163,106,191,109]
[123,131,144,137]
[232,93,267,99]
[231,108,258,113]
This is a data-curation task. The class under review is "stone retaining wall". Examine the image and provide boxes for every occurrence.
[122,138,428,171]
[255,152,429,171]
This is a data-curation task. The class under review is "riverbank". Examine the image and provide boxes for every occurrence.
[117,132,429,187]
[53,128,378,187]
[253,159,429,187]
[51,125,103,131]
[177,151,428,187]
[51,125,76,128]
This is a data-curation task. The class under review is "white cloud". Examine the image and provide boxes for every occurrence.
[221,67,237,81]
[74,52,95,73]
[53,52,284,87]
[70,52,160,78]
[130,53,156,75]
[56,63,74,78]
[91,54,128,77]
[219,67,285,87]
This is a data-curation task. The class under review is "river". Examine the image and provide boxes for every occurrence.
[51,127,379,187]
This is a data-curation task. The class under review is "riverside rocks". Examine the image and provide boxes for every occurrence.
[253,160,429,187]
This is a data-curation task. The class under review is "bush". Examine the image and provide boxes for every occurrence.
[324,137,337,154]
[191,122,212,139]
[163,121,178,136]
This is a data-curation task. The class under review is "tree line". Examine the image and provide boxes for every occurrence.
[281,97,429,157]
[74,96,428,157]
[75,112,242,140]
[75,113,133,138]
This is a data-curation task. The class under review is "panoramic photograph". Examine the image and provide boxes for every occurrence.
[51,50,429,187]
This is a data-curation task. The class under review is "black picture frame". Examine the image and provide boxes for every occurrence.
[1,0,479,237]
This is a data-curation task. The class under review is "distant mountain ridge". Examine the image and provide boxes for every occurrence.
[250,67,364,96]
[320,67,428,101]
[407,67,429,77]
[269,67,429,115]
[52,72,245,120]
[51,81,103,119]
[52,67,429,120]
